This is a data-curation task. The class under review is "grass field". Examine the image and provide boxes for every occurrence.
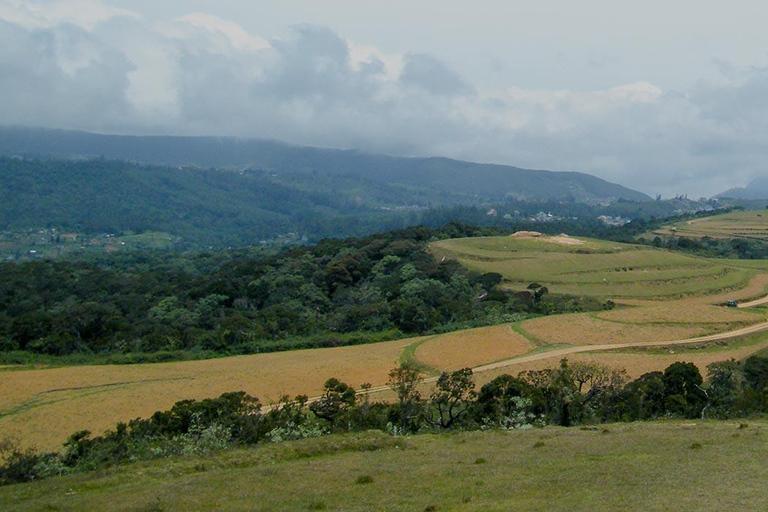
[653,210,768,241]
[3,421,768,511]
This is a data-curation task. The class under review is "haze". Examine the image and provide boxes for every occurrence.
[2,0,768,197]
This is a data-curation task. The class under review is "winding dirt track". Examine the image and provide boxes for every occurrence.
[356,305,768,399]
[470,320,768,374]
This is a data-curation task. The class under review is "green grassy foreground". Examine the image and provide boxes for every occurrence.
[3,421,767,511]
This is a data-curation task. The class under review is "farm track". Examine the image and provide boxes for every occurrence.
[737,296,768,308]
[347,301,768,401]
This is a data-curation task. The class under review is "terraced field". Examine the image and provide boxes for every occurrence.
[430,233,768,299]
[652,210,768,241]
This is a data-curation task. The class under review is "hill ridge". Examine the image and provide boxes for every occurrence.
[0,126,650,203]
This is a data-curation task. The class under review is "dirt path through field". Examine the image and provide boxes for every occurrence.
[738,296,768,308]
[359,307,768,400]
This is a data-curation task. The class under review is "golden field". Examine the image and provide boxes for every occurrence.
[414,324,532,372]
[521,313,711,346]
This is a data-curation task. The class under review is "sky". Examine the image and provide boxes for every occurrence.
[1,0,768,197]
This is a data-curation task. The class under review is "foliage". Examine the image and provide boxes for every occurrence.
[426,368,477,429]
[0,224,599,359]
[387,363,424,434]
[7,356,768,486]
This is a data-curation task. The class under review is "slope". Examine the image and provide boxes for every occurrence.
[0,157,408,247]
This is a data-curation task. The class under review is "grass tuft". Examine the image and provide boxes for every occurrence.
[355,475,373,485]
[307,500,326,510]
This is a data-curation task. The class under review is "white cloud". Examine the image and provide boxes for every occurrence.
[0,0,767,197]
[347,41,403,82]
[176,13,269,53]
[0,0,138,30]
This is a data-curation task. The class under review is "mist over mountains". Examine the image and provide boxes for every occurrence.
[718,177,768,200]
[0,126,650,204]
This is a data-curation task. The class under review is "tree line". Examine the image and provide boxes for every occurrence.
[0,224,605,362]
[4,354,768,485]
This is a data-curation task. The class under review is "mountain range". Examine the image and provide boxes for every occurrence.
[0,126,650,204]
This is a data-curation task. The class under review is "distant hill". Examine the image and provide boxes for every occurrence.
[717,177,768,200]
[0,157,415,247]
[0,126,650,204]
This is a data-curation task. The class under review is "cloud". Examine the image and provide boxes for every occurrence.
[177,13,269,53]
[0,0,767,197]
[0,0,137,30]
[400,53,475,96]
[0,18,134,131]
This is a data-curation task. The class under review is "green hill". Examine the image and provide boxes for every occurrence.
[0,126,651,204]
[0,157,415,247]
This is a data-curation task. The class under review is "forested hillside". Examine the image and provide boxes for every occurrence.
[0,127,651,203]
[0,155,726,256]
[0,157,418,246]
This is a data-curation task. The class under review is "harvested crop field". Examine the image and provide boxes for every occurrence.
[6,233,768,456]
[414,324,532,372]
[597,304,764,325]
[0,337,417,451]
[520,313,711,346]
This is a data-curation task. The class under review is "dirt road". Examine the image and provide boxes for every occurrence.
[357,307,768,398]
[737,296,768,308]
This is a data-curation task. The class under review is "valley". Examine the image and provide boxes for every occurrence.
[4,230,768,453]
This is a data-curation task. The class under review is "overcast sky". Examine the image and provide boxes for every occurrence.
[2,0,768,197]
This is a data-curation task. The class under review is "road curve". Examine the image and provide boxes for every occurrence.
[354,313,768,400]
[470,319,768,374]
[293,297,768,405]
[342,321,768,403]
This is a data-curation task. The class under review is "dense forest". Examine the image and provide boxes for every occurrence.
[0,157,419,247]
[0,224,607,362]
